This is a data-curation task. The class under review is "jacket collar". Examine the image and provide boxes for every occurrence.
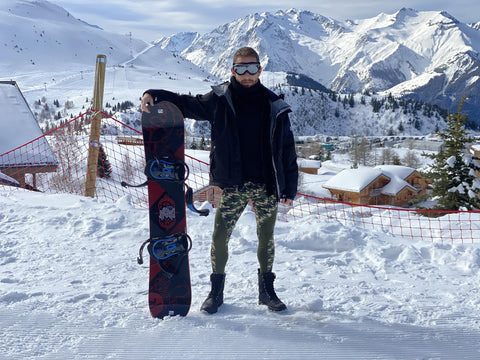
[211,81,291,117]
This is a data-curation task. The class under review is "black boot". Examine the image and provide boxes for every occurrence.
[258,269,287,311]
[201,273,225,314]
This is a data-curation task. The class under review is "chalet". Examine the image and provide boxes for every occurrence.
[322,165,428,207]
[470,145,480,179]
[298,158,322,175]
[0,81,58,188]
[193,185,222,208]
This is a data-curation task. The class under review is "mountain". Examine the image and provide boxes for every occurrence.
[153,32,200,54]
[0,0,217,133]
[157,8,480,127]
[0,2,462,137]
[0,0,149,72]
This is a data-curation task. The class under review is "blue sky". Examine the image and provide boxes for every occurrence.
[53,0,480,41]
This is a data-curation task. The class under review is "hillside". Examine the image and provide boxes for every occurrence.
[0,1,473,137]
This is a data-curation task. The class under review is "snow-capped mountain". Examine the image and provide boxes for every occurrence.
[154,32,200,54]
[158,8,480,126]
[0,1,470,136]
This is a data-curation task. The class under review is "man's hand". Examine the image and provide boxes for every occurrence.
[280,198,293,206]
[141,93,154,113]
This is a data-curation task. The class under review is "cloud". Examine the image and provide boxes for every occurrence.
[52,0,480,41]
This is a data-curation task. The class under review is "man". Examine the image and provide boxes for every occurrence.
[141,47,298,313]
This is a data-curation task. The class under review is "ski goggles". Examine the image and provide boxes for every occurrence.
[232,62,261,75]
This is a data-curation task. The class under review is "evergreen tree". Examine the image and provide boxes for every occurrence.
[423,98,480,210]
[392,154,401,165]
[97,145,112,179]
[199,136,207,150]
[348,94,355,108]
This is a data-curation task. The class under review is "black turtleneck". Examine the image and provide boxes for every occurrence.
[230,77,272,184]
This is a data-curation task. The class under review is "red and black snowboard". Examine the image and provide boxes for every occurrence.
[138,101,193,319]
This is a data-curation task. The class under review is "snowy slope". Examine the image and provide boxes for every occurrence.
[0,0,147,72]
[2,188,480,359]
[0,0,217,114]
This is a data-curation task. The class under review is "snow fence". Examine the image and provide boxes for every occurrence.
[1,109,480,244]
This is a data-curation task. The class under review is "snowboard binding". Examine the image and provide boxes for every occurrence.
[120,156,188,187]
[121,155,209,217]
[138,233,192,278]
[146,157,188,182]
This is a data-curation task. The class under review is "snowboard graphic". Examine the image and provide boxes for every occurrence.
[140,101,192,318]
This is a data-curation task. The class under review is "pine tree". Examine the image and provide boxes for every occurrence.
[423,98,480,210]
[97,145,112,179]
[199,136,207,150]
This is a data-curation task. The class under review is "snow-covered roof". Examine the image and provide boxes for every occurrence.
[323,168,386,192]
[0,81,57,168]
[374,165,418,195]
[298,159,321,168]
[380,176,416,196]
[323,165,419,196]
[374,165,416,179]
[0,171,19,186]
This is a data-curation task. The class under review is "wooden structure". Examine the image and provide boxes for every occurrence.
[193,185,222,208]
[470,144,480,179]
[85,54,107,197]
[323,165,428,207]
[298,158,322,175]
[0,81,58,188]
[116,136,144,146]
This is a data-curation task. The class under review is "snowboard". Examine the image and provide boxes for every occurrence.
[140,101,192,319]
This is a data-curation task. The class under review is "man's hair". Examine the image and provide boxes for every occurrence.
[233,47,260,64]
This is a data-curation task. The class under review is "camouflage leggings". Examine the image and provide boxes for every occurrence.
[211,182,278,274]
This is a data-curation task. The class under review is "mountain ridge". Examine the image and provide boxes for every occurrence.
[157,8,480,126]
[0,1,471,136]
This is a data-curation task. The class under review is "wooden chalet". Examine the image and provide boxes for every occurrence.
[323,165,428,207]
[193,185,222,208]
[0,81,58,188]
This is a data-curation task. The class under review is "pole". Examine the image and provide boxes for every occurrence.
[84,54,106,198]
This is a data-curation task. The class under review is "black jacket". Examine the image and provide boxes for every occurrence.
[144,80,298,201]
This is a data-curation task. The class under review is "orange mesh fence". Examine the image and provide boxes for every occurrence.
[1,110,480,244]
[281,194,480,244]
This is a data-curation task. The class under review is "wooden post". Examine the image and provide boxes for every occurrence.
[84,54,106,198]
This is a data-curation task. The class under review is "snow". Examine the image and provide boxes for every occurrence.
[2,2,480,358]
[323,168,383,192]
[0,82,56,166]
[374,165,417,195]
[2,188,480,359]
[374,165,415,179]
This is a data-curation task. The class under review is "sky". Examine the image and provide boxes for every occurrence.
[52,0,480,41]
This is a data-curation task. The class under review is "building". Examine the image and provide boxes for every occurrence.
[298,158,322,175]
[0,81,58,188]
[322,165,428,207]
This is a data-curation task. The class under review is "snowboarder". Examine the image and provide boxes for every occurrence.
[141,46,298,313]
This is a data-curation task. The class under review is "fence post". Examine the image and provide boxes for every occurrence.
[84,54,106,198]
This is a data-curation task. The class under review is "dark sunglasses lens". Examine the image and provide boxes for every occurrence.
[234,63,259,75]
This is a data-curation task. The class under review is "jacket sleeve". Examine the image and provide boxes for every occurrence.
[280,113,298,200]
[143,89,216,121]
